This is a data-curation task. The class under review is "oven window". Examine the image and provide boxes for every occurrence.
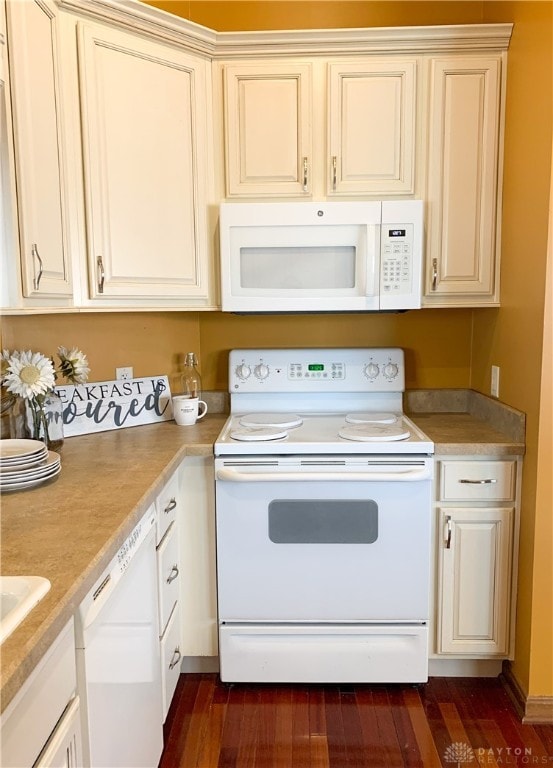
[268,500,378,544]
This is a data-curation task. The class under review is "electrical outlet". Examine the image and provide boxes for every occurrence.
[116,367,133,381]
[491,365,500,398]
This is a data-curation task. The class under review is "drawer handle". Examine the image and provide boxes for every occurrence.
[169,646,181,670]
[444,515,452,549]
[164,498,177,514]
[332,155,337,191]
[166,565,179,584]
[459,478,498,484]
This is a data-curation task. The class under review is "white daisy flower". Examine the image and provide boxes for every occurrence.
[58,346,90,385]
[4,351,56,400]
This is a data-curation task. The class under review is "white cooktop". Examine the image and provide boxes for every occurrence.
[214,348,434,456]
[215,412,433,456]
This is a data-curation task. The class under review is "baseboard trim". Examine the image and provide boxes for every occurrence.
[180,655,220,673]
[502,661,553,724]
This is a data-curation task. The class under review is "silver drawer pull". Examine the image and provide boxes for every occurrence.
[444,515,452,549]
[459,478,498,484]
[169,646,181,670]
[332,156,337,191]
[166,565,179,584]
[164,498,177,514]
[431,258,438,291]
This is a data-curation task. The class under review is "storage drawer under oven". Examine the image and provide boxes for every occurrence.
[219,624,428,683]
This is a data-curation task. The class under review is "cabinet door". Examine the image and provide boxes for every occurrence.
[223,62,312,196]
[77,23,209,300]
[7,0,72,298]
[438,506,513,655]
[328,60,416,195]
[425,57,502,305]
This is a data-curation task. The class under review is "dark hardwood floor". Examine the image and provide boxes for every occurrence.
[159,674,553,767]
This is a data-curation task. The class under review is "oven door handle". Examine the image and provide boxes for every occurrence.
[216,466,432,483]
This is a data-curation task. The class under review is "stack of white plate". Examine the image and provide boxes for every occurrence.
[0,439,61,492]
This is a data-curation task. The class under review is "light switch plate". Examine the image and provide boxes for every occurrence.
[491,365,500,398]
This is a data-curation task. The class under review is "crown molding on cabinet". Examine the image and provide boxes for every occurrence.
[56,0,513,58]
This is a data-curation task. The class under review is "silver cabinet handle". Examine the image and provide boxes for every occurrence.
[169,646,181,670]
[166,565,179,584]
[302,157,308,191]
[432,258,438,291]
[97,256,105,293]
[32,243,43,290]
[164,498,177,514]
[459,478,498,484]
[332,156,337,191]
[444,515,452,549]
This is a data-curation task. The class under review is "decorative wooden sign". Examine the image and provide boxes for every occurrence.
[55,376,173,437]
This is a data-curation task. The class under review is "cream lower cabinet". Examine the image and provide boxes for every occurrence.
[222,58,417,198]
[75,22,211,304]
[435,458,519,658]
[179,456,218,660]
[5,0,73,303]
[424,56,504,307]
[155,470,182,721]
[0,620,82,768]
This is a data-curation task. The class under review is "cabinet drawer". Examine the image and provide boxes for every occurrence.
[160,604,181,721]
[157,521,179,635]
[156,470,179,544]
[439,461,515,502]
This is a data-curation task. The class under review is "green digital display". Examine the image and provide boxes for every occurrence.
[308,364,324,371]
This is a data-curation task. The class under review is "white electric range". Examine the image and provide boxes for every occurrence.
[214,348,435,684]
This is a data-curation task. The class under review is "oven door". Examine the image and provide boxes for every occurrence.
[215,456,433,623]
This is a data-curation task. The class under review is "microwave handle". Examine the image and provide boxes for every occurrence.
[364,224,380,298]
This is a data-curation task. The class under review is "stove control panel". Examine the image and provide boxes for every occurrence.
[230,348,405,393]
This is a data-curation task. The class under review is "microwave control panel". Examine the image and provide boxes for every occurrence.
[380,224,414,296]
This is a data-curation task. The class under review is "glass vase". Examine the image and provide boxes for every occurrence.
[25,392,64,450]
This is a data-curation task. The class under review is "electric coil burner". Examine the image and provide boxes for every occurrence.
[214,348,434,684]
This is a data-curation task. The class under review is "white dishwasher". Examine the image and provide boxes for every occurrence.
[75,507,163,768]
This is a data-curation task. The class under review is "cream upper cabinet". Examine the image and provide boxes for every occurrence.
[6,0,72,299]
[222,58,417,198]
[76,23,211,302]
[223,62,313,197]
[424,56,503,306]
[327,60,416,195]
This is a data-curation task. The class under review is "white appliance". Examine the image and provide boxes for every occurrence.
[75,509,163,768]
[219,201,423,313]
[214,347,434,684]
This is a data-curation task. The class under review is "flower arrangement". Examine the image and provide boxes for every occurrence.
[1,347,90,447]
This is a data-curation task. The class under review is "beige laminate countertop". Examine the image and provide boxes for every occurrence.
[0,415,226,714]
[0,394,524,714]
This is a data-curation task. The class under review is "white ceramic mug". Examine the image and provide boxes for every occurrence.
[172,396,208,426]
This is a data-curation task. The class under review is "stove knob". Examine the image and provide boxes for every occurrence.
[236,363,251,380]
[383,362,399,380]
[364,362,380,380]
[254,363,269,380]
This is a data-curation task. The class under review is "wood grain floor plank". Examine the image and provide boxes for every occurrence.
[308,686,330,768]
[403,686,444,768]
[158,675,553,768]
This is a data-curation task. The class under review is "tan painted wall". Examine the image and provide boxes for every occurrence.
[474,1,552,699]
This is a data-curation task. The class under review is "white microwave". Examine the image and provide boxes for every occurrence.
[219,200,423,313]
